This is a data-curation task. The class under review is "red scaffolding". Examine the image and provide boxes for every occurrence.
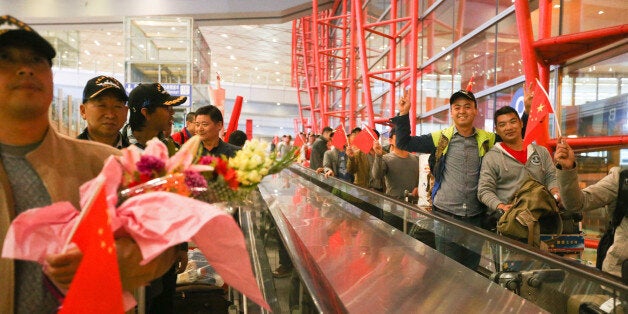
[292,0,419,134]
[293,0,627,149]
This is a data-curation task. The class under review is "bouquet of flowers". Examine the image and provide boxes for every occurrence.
[193,138,299,204]
[2,134,293,311]
[117,136,299,204]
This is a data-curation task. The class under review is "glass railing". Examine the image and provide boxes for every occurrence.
[236,164,626,313]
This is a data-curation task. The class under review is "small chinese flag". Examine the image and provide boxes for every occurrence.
[59,180,123,314]
[523,79,554,147]
[293,133,305,148]
[331,125,347,150]
[352,126,377,154]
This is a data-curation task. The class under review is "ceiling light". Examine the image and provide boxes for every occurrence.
[221,34,229,38]
[171,27,176,31]
[117,63,123,67]
[272,38,277,43]
[117,42,121,46]
[230,55,236,60]
[107,53,112,57]
[212,62,218,66]
[234,66,239,70]
[94,40,100,46]
[274,61,279,64]
[275,71,280,75]
[277,102,281,106]
[226,45,232,50]
[598,10,604,14]
[84,50,90,55]
[254,67,259,71]
[106,32,111,36]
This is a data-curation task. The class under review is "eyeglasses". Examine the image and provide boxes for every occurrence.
[0,49,51,71]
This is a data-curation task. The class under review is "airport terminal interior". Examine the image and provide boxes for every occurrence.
[3,0,627,313]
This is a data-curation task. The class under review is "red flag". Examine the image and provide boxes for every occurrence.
[331,125,347,150]
[352,126,377,154]
[59,179,123,314]
[523,79,554,146]
[465,74,475,92]
[293,133,305,148]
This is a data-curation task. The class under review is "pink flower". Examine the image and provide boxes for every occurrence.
[143,138,169,161]
[184,170,208,188]
[137,155,166,177]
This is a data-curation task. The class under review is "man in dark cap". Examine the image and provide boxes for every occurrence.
[122,82,189,314]
[122,83,187,155]
[78,75,129,148]
[0,16,175,313]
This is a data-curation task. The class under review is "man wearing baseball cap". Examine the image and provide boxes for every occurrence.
[78,75,129,148]
[122,83,187,155]
[0,16,176,313]
[391,89,530,272]
[122,83,189,313]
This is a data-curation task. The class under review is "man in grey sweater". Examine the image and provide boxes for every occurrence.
[478,106,559,218]
[372,127,421,200]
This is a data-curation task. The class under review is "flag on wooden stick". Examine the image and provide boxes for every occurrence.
[59,178,123,314]
[523,78,556,147]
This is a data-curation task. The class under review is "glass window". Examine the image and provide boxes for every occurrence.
[454,26,497,91]
[497,0,514,14]
[454,0,498,41]
[560,0,628,34]
[495,14,523,85]
[418,109,450,134]
[420,53,454,114]
[560,51,627,137]
[421,0,454,61]
[475,93,494,131]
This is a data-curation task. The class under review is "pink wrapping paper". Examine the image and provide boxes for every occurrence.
[2,156,269,310]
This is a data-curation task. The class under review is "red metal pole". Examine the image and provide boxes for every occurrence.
[409,0,419,135]
[514,0,539,82]
[353,0,376,129]
[224,95,243,141]
[389,0,398,122]
[312,0,326,129]
[349,0,357,131]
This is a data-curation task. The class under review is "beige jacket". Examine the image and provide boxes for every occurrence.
[558,166,626,277]
[0,128,175,313]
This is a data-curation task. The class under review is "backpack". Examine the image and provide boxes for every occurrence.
[497,177,562,249]
[596,168,628,270]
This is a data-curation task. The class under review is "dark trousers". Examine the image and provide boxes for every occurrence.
[433,207,483,271]
[147,265,176,314]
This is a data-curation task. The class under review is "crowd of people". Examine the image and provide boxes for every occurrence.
[1,14,625,313]
[0,15,257,313]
